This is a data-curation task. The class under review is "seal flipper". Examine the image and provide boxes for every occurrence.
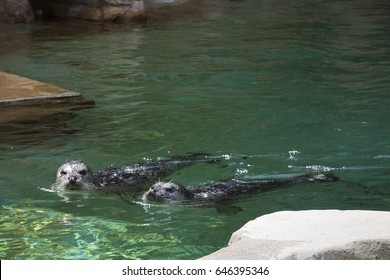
[309,172,339,182]
[165,152,222,165]
[299,172,340,183]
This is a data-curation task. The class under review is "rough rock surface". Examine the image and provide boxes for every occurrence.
[201,210,390,260]
[0,0,35,23]
[42,0,145,21]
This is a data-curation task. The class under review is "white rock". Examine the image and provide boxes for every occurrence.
[201,210,390,259]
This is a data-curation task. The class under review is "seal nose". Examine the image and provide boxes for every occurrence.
[69,176,77,185]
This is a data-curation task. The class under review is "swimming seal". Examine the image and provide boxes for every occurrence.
[144,173,339,204]
[54,153,218,192]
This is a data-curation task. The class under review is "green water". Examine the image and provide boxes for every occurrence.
[0,0,389,259]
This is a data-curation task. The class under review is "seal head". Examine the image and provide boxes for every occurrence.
[144,181,194,202]
[55,160,95,190]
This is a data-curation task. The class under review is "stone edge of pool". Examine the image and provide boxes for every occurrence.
[200,209,390,260]
[0,70,94,123]
[0,70,93,107]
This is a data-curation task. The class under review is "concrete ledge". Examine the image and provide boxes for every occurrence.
[201,210,390,260]
[0,91,82,106]
[0,71,94,123]
[0,71,90,106]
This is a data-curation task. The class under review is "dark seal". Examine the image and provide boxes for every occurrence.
[144,173,339,205]
[53,153,218,193]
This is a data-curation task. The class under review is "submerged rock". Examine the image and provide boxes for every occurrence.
[201,210,390,260]
[42,0,145,21]
[0,0,35,23]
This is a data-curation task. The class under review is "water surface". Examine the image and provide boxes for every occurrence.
[0,0,389,259]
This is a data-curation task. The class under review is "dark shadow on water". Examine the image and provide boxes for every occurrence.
[0,102,94,147]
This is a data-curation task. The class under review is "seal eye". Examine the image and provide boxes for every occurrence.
[60,170,67,176]
[79,169,87,176]
[166,187,176,193]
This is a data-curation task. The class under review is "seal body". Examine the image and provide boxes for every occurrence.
[54,153,218,192]
[144,173,339,203]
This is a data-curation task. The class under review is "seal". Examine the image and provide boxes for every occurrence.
[53,153,218,192]
[144,172,339,204]
[55,160,95,190]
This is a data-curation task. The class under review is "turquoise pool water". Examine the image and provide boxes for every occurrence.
[0,0,389,259]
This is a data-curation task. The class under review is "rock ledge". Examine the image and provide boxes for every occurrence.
[0,0,34,23]
[201,210,390,260]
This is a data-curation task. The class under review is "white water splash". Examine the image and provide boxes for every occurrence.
[288,150,300,161]
[234,168,248,175]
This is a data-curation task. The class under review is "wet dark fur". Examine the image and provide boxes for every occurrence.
[144,173,339,213]
[94,154,216,192]
[55,153,219,193]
